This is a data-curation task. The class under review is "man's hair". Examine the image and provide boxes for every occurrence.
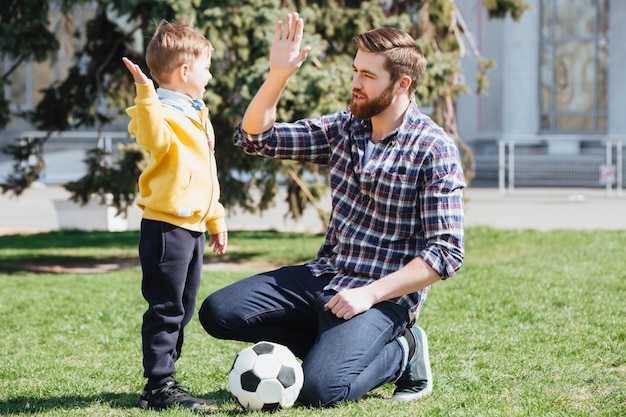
[145,20,213,85]
[351,28,426,96]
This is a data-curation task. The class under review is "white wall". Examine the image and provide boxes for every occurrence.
[608,0,626,135]
[458,0,625,142]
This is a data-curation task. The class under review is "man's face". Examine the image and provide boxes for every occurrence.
[349,50,396,120]
[350,81,395,120]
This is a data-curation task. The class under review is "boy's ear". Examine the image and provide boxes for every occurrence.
[176,64,190,82]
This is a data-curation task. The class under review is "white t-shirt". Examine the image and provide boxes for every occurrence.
[363,139,376,165]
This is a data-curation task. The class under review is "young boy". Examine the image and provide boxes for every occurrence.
[122,20,227,411]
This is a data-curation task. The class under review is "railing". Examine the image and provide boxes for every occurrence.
[498,135,624,196]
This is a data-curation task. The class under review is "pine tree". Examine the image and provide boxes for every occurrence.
[0,0,529,219]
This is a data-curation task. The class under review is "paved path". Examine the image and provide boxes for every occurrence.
[1,184,624,235]
[463,187,625,231]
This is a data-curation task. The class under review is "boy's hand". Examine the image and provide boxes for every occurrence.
[269,12,311,81]
[208,231,228,255]
[122,57,151,84]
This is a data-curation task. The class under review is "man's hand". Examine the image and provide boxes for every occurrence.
[269,12,312,81]
[241,12,311,135]
[324,287,377,320]
[324,256,443,320]
[208,231,228,255]
[122,57,151,84]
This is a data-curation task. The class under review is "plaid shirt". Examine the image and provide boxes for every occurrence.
[233,101,465,314]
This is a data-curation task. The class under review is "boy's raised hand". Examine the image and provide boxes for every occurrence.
[122,57,151,84]
[269,12,311,81]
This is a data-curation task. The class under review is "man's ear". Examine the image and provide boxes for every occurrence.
[397,75,413,94]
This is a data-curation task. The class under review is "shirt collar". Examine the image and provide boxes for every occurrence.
[157,87,205,122]
[382,100,423,143]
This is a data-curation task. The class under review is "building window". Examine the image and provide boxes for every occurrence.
[540,0,609,133]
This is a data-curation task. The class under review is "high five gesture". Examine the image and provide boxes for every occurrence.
[269,12,312,80]
[242,12,311,134]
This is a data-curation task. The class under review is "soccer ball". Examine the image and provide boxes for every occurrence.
[228,341,304,411]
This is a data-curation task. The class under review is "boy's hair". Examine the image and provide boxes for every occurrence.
[146,20,213,85]
[352,28,426,96]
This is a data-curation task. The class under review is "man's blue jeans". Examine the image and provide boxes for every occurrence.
[198,265,410,407]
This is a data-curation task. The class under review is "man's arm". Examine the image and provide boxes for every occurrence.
[324,257,441,321]
[241,12,311,134]
[325,144,466,321]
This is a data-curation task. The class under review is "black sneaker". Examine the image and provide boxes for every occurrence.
[136,385,149,409]
[392,326,433,401]
[138,381,207,411]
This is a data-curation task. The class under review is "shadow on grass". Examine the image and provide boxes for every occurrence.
[0,257,142,274]
[0,390,243,415]
[0,230,320,274]
[0,229,316,250]
[0,230,140,250]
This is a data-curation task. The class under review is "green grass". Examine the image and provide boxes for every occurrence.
[0,228,624,416]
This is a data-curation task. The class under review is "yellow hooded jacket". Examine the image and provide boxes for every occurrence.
[126,82,226,235]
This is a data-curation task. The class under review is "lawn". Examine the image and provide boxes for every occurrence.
[0,228,624,416]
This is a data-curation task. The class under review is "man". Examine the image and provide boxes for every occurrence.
[199,12,465,407]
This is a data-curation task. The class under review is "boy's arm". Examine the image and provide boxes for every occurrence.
[241,12,311,134]
[206,202,227,255]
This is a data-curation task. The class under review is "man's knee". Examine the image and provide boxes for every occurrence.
[298,373,348,407]
[198,295,228,338]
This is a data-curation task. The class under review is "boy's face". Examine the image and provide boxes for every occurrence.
[181,51,213,100]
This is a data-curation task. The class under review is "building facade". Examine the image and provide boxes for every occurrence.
[456,0,625,189]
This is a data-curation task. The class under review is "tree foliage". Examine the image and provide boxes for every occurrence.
[62,143,146,215]
[0,0,59,127]
[0,0,529,218]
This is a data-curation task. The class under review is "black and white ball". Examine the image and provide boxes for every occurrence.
[228,341,304,411]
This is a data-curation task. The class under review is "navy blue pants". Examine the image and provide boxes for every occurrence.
[198,265,410,406]
[139,219,205,388]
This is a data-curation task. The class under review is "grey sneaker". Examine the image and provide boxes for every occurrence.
[392,326,433,401]
[138,381,207,410]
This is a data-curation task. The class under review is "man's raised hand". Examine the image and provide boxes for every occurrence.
[269,12,312,80]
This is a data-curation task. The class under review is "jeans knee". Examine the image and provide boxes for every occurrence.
[197,296,225,338]
[298,376,347,407]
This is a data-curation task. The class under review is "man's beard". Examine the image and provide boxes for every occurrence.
[349,83,395,120]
